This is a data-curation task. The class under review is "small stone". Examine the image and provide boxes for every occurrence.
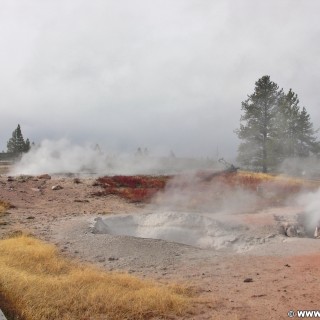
[108,257,119,261]
[7,176,14,182]
[52,185,63,190]
[244,278,253,283]
[26,216,35,220]
[38,174,51,180]
[73,178,81,184]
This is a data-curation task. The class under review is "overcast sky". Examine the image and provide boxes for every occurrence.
[1,0,320,159]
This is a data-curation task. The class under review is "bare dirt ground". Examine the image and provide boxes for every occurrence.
[1,173,320,320]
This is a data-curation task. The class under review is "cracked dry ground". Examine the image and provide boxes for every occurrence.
[1,175,320,320]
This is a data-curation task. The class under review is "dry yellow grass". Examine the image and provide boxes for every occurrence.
[0,164,10,174]
[0,235,190,320]
[0,200,10,216]
[238,170,320,188]
[237,170,275,180]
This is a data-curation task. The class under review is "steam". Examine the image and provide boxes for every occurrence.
[151,172,259,214]
[93,212,244,249]
[298,189,320,234]
[278,157,320,178]
[10,139,220,176]
[11,139,106,175]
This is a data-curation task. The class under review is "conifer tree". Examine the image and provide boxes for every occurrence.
[276,89,301,160]
[7,124,31,154]
[275,90,320,159]
[236,76,281,172]
[296,107,320,156]
[236,77,320,172]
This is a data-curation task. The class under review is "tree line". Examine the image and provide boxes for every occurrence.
[236,75,319,172]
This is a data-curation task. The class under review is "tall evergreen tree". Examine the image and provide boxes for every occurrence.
[276,89,301,160]
[236,77,320,172]
[236,76,281,172]
[275,90,320,159]
[7,124,30,154]
[296,107,320,156]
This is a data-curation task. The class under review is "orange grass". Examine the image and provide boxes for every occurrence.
[0,235,190,320]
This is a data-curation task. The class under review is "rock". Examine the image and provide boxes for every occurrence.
[73,178,81,184]
[52,185,63,190]
[38,174,51,180]
[7,176,14,182]
[26,216,35,220]
[314,226,320,238]
[31,188,40,192]
[92,217,111,234]
[244,278,253,283]
[284,224,305,237]
[108,257,119,261]
[17,175,32,182]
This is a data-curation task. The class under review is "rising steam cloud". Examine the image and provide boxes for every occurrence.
[10,139,219,176]
[298,189,320,234]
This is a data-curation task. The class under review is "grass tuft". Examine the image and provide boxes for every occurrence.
[0,235,190,320]
[0,200,11,216]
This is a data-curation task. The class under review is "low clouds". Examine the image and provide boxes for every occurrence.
[1,0,320,158]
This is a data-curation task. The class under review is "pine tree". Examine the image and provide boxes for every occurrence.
[236,76,281,172]
[276,89,301,160]
[24,138,31,153]
[236,78,320,172]
[7,124,30,154]
[296,107,320,156]
[276,90,320,159]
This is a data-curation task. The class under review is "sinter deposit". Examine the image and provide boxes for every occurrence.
[93,212,260,250]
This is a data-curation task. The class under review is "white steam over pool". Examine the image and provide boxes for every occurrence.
[93,212,245,249]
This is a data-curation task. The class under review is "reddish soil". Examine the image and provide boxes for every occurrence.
[1,174,320,320]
